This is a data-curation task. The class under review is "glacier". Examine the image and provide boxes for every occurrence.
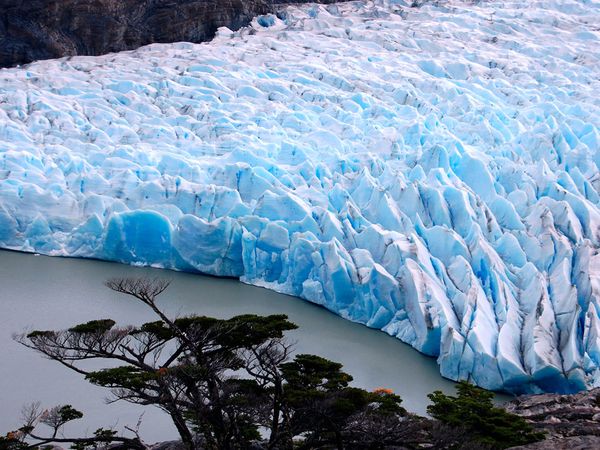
[0,0,599,394]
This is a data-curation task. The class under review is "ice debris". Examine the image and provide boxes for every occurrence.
[0,0,599,394]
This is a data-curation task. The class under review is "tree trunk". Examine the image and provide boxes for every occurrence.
[167,408,195,450]
[277,407,294,450]
[335,429,344,450]
[268,378,282,448]
[207,379,230,450]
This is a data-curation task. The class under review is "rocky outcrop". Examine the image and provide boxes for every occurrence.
[510,436,600,450]
[0,0,347,68]
[148,441,188,450]
[506,388,600,449]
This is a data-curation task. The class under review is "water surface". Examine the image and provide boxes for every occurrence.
[0,250,457,442]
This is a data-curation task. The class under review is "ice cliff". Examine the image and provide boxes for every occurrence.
[0,0,599,394]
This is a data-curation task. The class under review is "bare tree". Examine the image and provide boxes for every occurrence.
[4,402,146,449]
[244,338,295,449]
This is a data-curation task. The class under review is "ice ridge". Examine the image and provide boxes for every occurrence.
[0,0,599,394]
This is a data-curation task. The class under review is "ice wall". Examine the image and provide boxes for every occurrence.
[0,0,599,394]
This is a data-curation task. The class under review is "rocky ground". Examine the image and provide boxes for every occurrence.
[0,0,348,67]
[507,388,600,449]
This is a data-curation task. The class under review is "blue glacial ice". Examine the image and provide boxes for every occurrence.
[0,0,599,394]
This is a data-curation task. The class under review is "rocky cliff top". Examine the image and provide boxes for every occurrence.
[0,0,347,67]
[507,388,600,449]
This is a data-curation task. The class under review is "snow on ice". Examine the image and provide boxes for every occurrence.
[0,0,599,394]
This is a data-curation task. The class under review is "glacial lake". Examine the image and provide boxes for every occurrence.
[0,249,459,443]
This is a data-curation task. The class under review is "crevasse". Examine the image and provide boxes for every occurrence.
[0,0,599,394]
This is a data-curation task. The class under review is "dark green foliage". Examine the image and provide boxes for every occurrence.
[281,354,370,449]
[173,315,220,332]
[220,314,298,347]
[92,428,117,439]
[281,354,352,392]
[25,330,54,339]
[220,379,264,444]
[68,319,116,334]
[135,320,174,339]
[86,366,159,389]
[368,389,407,416]
[427,381,544,449]
[171,314,297,349]
[56,405,84,423]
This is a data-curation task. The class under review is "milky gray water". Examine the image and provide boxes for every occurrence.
[0,250,459,443]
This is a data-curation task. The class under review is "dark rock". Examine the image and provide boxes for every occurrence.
[505,388,600,449]
[148,440,188,450]
[147,439,267,450]
[509,436,600,450]
[0,0,349,68]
